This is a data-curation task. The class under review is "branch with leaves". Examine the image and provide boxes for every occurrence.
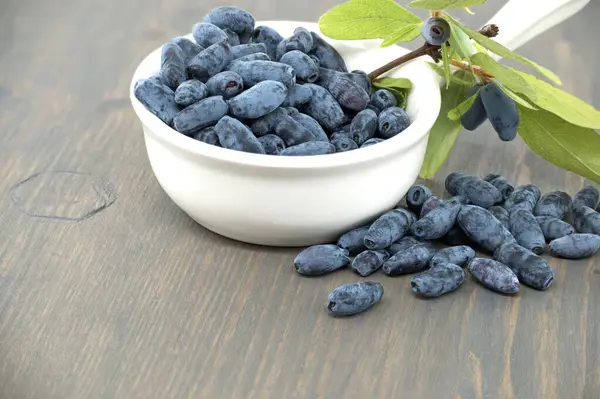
[318,0,600,184]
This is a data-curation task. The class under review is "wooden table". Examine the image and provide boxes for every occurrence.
[1,0,599,398]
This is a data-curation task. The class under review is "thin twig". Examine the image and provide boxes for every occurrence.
[450,59,493,82]
[368,43,439,80]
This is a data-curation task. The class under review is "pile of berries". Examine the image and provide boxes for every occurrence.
[292,172,600,317]
[134,6,412,157]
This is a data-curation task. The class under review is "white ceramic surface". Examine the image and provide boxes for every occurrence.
[130,0,588,247]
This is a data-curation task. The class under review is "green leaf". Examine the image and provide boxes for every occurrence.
[441,43,451,89]
[372,77,412,90]
[511,68,600,129]
[419,71,472,179]
[448,89,478,120]
[517,105,600,184]
[447,20,477,59]
[372,77,413,108]
[447,16,561,85]
[495,82,537,110]
[473,42,488,54]
[380,23,423,47]
[470,53,537,100]
[408,0,485,9]
[319,0,422,40]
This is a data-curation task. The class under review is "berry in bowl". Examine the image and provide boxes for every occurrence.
[129,6,441,247]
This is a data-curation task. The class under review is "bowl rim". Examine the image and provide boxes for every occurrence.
[129,20,442,170]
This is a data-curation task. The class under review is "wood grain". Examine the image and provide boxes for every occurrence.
[0,0,599,398]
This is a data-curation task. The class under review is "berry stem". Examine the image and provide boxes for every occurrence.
[450,59,494,82]
[368,43,439,80]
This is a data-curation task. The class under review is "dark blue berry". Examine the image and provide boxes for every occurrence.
[549,234,600,259]
[410,263,464,298]
[326,281,383,317]
[488,205,510,230]
[351,250,390,277]
[368,89,397,114]
[250,26,283,60]
[411,197,463,240]
[534,191,572,219]
[188,41,233,82]
[493,241,555,290]
[461,87,487,131]
[134,78,181,126]
[279,141,335,156]
[228,60,296,88]
[281,84,312,107]
[446,172,503,208]
[288,27,313,54]
[467,258,520,294]
[406,184,433,213]
[309,31,348,72]
[350,109,378,146]
[193,126,221,146]
[205,71,243,100]
[361,138,385,148]
[572,186,599,210]
[480,81,519,141]
[231,43,267,59]
[535,216,575,241]
[274,114,315,147]
[430,246,475,268]
[160,43,187,90]
[331,135,358,152]
[364,208,416,250]
[457,205,514,252]
[420,196,443,218]
[316,68,369,112]
[214,116,265,154]
[172,36,204,65]
[337,224,371,255]
[483,174,514,201]
[378,107,411,139]
[223,28,240,46]
[300,83,346,131]
[228,80,288,119]
[509,209,546,255]
[258,134,286,155]
[250,107,294,136]
[234,53,271,62]
[174,79,209,106]
[279,51,319,83]
[504,184,541,213]
[385,236,429,255]
[192,23,228,49]
[347,70,372,94]
[294,244,350,276]
[571,205,600,235]
[421,17,451,46]
[382,243,437,276]
[291,113,329,142]
[203,6,255,44]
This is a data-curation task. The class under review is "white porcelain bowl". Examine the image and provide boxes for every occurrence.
[129,21,441,247]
